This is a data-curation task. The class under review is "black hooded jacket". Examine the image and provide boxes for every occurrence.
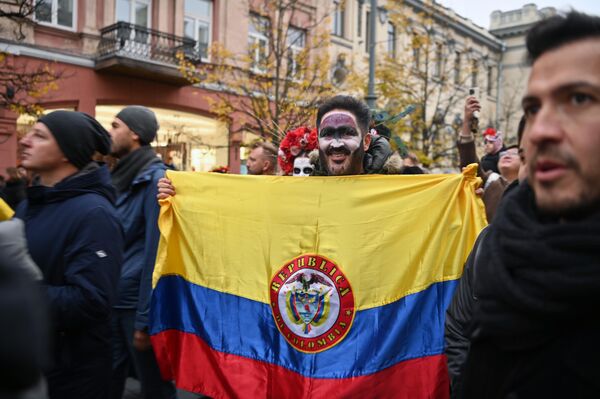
[15,163,124,398]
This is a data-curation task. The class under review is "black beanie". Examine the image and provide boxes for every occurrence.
[38,111,112,170]
[115,106,158,145]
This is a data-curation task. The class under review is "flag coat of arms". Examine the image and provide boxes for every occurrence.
[150,165,486,399]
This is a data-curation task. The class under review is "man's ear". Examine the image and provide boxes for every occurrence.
[262,159,272,172]
[363,133,372,151]
[131,132,141,144]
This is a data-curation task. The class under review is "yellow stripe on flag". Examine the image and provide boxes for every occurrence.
[154,164,485,310]
[0,198,14,221]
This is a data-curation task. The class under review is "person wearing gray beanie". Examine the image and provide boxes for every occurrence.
[108,107,175,399]
[115,105,158,146]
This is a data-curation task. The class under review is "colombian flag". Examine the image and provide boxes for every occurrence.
[150,165,486,399]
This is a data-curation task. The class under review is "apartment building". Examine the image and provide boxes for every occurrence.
[490,4,556,139]
[1,0,291,173]
[0,1,554,174]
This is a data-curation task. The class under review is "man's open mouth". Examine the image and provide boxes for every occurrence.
[329,152,348,164]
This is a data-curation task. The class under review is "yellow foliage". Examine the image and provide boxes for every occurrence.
[177,1,335,143]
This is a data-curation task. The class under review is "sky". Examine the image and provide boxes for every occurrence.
[437,0,600,29]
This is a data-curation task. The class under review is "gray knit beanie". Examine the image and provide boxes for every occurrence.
[115,106,159,145]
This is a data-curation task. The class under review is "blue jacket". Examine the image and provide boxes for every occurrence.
[15,164,123,396]
[113,158,165,331]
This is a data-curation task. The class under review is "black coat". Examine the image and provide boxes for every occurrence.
[444,228,488,398]
[15,164,123,399]
[456,183,600,399]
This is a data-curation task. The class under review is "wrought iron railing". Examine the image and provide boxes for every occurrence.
[97,22,201,65]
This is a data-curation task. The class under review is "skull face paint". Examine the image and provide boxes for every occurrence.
[318,110,368,175]
[293,156,314,176]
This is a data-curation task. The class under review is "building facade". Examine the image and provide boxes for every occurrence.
[0,1,557,175]
[490,4,556,140]
[0,0,273,174]
[327,0,505,166]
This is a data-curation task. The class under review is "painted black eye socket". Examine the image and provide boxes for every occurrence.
[319,127,335,138]
[293,167,314,175]
[319,127,357,138]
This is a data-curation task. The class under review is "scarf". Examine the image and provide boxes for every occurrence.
[111,146,159,194]
[473,182,600,351]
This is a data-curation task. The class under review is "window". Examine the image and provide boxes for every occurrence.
[413,47,420,70]
[387,22,396,58]
[357,0,363,37]
[471,60,478,87]
[434,44,443,78]
[248,14,270,73]
[287,26,306,78]
[184,0,212,60]
[332,0,344,37]
[116,0,151,27]
[487,65,494,95]
[35,0,76,30]
[454,52,461,84]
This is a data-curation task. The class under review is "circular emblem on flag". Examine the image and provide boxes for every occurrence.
[269,254,355,353]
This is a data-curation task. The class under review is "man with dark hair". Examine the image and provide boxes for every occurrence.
[456,11,600,398]
[246,141,278,175]
[315,95,372,175]
[15,110,123,399]
[314,95,401,175]
[108,106,175,399]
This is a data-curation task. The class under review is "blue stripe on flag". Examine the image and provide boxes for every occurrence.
[150,275,457,379]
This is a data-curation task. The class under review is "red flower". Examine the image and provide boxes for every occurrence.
[278,126,318,175]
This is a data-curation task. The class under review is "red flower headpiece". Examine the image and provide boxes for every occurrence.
[483,127,497,138]
[278,126,318,175]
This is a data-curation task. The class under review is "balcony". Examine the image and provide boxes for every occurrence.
[96,22,201,85]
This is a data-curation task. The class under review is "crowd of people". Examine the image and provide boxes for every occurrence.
[1,10,599,399]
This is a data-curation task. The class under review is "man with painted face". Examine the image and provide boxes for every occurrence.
[315,95,400,176]
[156,97,400,198]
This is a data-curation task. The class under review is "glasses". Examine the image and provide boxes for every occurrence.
[499,151,518,159]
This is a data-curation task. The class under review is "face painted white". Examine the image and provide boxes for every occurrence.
[318,109,366,175]
[318,111,361,152]
[293,157,314,177]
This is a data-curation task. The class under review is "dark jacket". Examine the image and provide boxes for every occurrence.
[480,149,504,174]
[113,159,165,331]
[4,177,27,210]
[444,227,489,398]
[15,164,123,399]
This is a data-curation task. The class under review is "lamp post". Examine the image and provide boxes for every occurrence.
[365,0,378,109]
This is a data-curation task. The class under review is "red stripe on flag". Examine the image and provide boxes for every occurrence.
[152,330,449,399]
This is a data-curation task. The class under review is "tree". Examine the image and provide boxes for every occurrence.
[0,53,61,116]
[178,0,335,144]
[1,0,64,116]
[348,0,481,167]
[0,0,45,40]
